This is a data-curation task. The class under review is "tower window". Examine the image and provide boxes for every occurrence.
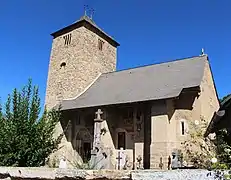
[98,39,104,51]
[60,62,66,69]
[63,33,72,45]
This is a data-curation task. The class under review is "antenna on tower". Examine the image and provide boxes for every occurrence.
[84,4,89,16]
[90,8,95,20]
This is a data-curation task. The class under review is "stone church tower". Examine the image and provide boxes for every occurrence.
[45,15,119,109]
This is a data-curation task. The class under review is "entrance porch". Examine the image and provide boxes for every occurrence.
[61,102,151,169]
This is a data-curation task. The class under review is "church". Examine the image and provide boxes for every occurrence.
[45,14,219,169]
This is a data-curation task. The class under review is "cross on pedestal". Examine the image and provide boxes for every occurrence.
[116,150,122,170]
[92,109,103,149]
[95,109,103,122]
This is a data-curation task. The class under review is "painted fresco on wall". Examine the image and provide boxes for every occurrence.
[123,108,134,132]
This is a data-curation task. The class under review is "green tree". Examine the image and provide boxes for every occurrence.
[212,129,231,169]
[219,94,231,103]
[212,94,231,169]
[0,79,62,167]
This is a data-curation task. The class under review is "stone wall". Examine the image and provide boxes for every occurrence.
[45,24,117,167]
[45,26,117,110]
[149,58,220,169]
[150,100,170,169]
[173,58,219,146]
[199,58,220,124]
[0,167,222,180]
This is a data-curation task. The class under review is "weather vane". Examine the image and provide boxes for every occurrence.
[90,8,95,19]
[84,4,89,16]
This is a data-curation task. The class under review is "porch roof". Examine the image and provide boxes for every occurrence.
[60,55,207,110]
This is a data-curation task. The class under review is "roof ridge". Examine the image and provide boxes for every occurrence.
[102,55,207,76]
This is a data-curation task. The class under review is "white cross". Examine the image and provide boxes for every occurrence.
[95,109,103,120]
[116,151,123,170]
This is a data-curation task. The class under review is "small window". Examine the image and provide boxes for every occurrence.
[63,33,72,45]
[181,121,185,135]
[98,39,104,51]
[60,62,66,69]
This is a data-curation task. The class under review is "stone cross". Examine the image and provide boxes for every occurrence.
[92,109,103,149]
[95,109,103,122]
[116,148,126,170]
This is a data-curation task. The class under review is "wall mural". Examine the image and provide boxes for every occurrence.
[136,110,143,136]
[123,109,134,133]
[120,108,144,139]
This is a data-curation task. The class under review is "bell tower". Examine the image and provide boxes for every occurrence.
[45,15,119,109]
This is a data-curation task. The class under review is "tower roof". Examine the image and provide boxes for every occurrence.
[51,15,120,47]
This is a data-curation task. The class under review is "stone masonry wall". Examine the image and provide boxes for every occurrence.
[45,24,117,167]
[173,57,219,149]
[45,26,117,110]
[199,57,220,124]
[150,100,170,169]
[149,58,219,169]
[0,167,222,180]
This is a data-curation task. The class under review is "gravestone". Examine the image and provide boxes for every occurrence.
[59,157,67,168]
[116,148,126,170]
[171,149,182,169]
[89,109,113,169]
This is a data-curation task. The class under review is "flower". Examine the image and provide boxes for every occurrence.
[194,120,200,125]
[224,148,231,153]
[211,157,217,164]
[208,133,216,140]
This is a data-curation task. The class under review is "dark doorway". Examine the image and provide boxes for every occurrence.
[83,142,91,162]
[118,132,126,149]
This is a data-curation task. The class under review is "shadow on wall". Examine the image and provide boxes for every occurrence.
[58,89,198,169]
[61,109,95,163]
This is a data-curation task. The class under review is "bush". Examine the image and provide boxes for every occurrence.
[214,129,231,169]
[0,79,62,167]
[181,116,216,168]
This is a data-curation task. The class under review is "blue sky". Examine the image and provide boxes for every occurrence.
[0,0,231,107]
